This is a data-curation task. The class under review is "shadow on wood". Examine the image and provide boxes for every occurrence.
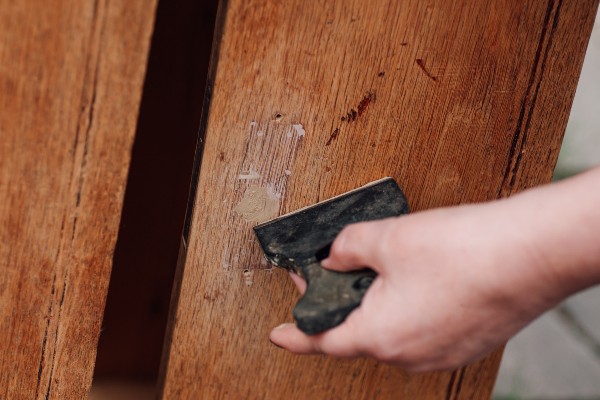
[92,0,218,382]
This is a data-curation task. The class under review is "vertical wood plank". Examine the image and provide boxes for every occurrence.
[160,0,598,398]
[0,1,157,398]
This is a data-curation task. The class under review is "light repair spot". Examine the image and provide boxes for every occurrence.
[234,184,280,223]
[292,123,305,137]
[243,269,254,287]
[238,168,260,180]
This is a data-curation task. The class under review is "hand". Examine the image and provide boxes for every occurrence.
[269,201,565,372]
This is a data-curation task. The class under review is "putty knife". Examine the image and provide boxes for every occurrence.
[253,177,409,335]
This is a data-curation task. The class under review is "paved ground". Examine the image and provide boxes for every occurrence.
[495,288,600,399]
[494,12,600,400]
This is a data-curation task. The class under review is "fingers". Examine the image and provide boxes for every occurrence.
[321,219,390,273]
[288,271,306,294]
[269,318,365,358]
[269,323,317,354]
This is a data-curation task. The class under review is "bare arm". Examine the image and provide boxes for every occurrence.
[269,166,600,372]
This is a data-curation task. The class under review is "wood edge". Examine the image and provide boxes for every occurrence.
[182,0,230,242]
[157,0,230,396]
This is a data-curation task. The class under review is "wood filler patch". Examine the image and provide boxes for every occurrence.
[234,184,280,223]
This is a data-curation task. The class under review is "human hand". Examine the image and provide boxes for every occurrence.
[269,201,565,372]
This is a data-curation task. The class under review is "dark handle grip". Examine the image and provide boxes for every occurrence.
[293,261,376,335]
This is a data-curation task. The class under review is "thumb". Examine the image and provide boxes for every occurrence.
[269,323,319,354]
[321,220,388,273]
[269,320,365,358]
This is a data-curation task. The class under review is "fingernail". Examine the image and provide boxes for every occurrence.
[273,323,291,331]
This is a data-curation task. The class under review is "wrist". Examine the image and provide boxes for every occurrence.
[505,172,600,301]
[483,198,567,313]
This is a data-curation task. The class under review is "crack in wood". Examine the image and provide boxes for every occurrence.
[35,274,57,398]
[445,368,467,400]
[415,59,437,81]
[508,0,563,190]
[44,277,68,400]
[444,370,458,400]
[43,0,105,396]
[498,0,562,197]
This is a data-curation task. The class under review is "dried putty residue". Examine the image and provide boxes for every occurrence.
[285,123,305,138]
[234,185,280,223]
[238,168,260,180]
[243,269,254,287]
[292,123,305,137]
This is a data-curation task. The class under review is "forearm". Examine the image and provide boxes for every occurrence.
[508,166,600,298]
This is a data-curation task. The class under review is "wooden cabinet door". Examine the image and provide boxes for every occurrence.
[0,1,157,398]
[158,0,598,398]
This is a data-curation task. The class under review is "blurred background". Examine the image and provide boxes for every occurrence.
[493,10,600,400]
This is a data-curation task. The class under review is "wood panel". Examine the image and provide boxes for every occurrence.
[0,1,157,398]
[160,0,598,398]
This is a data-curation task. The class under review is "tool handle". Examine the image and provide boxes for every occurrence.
[293,261,376,335]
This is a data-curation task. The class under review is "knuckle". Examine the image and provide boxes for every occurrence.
[331,225,361,257]
[364,336,395,363]
[328,233,346,258]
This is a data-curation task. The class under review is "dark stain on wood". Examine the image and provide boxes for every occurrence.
[329,91,376,145]
[326,128,340,146]
[357,91,374,116]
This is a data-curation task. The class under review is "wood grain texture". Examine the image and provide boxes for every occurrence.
[160,0,598,398]
[0,1,157,398]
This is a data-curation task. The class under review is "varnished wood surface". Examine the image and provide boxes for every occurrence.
[0,1,157,398]
[159,0,598,398]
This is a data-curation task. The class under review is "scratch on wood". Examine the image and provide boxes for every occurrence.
[357,91,375,116]
[326,128,340,146]
[71,216,78,241]
[415,59,437,81]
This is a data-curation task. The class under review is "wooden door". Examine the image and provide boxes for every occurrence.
[0,1,157,398]
[159,0,598,399]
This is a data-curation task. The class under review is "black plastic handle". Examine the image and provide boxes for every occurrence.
[293,261,376,335]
